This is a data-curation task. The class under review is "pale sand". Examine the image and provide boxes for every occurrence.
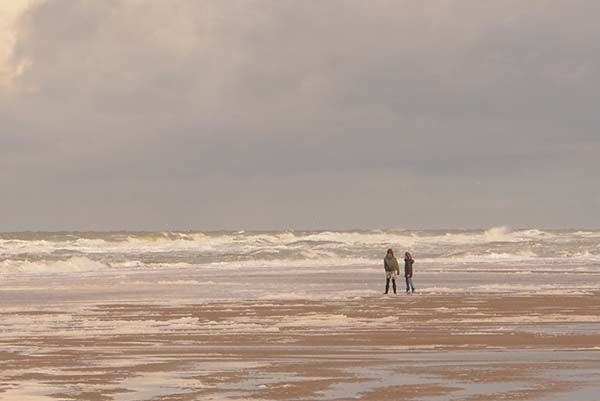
[1,293,600,400]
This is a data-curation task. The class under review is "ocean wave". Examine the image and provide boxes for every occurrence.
[443,249,540,261]
[0,256,108,274]
[1,228,599,272]
[0,227,563,251]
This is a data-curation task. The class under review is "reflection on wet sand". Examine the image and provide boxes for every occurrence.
[2,293,600,400]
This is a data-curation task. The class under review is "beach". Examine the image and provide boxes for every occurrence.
[5,1,600,398]
[1,229,600,400]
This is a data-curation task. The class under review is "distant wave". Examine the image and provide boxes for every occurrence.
[0,256,107,274]
[1,228,599,274]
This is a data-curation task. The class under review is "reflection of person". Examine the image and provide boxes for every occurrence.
[404,252,415,293]
[383,248,400,294]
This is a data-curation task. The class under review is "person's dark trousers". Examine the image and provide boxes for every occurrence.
[385,278,398,294]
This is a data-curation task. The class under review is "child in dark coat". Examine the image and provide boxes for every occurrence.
[404,252,416,293]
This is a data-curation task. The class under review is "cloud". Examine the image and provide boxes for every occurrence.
[0,0,37,87]
[1,0,599,230]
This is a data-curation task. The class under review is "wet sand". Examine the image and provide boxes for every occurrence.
[2,292,600,400]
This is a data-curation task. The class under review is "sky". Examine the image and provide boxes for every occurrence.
[1,0,599,231]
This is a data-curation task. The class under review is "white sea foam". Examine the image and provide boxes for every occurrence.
[432,314,600,324]
[418,283,597,296]
[275,313,398,329]
[156,280,215,285]
[1,228,599,275]
[257,289,380,301]
[0,256,107,274]
[0,315,204,338]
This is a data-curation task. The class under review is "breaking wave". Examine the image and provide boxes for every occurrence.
[0,256,108,274]
[1,227,599,273]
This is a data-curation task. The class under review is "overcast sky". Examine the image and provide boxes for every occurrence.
[1,0,599,231]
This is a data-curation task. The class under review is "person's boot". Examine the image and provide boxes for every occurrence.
[392,279,397,294]
[384,278,390,294]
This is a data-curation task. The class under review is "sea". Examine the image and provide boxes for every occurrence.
[1,227,599,305]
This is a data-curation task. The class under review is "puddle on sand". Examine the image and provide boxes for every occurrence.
[0,382,59,401]
[111,371,209,401]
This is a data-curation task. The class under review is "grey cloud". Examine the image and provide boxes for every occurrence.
[1,0,599,230]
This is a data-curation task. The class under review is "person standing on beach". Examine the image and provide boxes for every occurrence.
[404,252,416,293]
[383,249,400,294]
